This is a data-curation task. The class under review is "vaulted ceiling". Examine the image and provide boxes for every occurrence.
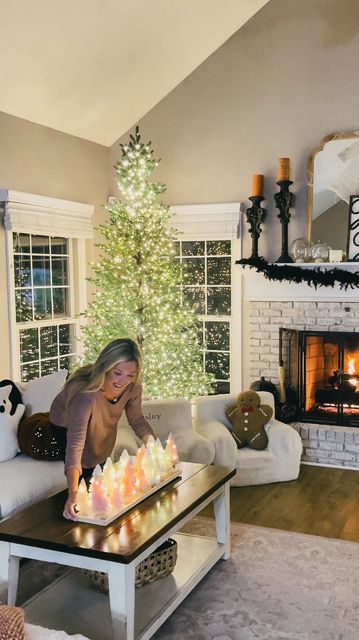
[0,0,269,146]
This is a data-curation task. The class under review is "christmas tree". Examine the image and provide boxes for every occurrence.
[81,126,212,398]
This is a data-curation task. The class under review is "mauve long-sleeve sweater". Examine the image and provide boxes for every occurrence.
[49,382,154,473]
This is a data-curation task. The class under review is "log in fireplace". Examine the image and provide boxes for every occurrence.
[286,329,359,426]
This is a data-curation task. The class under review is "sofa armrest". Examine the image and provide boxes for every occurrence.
[266,419,303,456]
[173,428,215,464]
[196,420,238,468]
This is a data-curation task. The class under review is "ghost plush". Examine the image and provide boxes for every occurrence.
[0,382,25,462]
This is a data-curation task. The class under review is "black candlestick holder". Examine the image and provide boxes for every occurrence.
[275,180,294,263]
[245,196,266,260]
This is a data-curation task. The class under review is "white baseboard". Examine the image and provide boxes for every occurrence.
[301,460,359,472]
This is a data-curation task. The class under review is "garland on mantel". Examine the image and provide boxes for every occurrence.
[236,257,359,289]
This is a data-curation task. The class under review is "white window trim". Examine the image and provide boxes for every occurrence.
[1,190,94,380]
[169,202,244,393]
[1,190,94,238]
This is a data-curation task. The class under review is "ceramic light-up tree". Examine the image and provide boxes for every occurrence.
[77,434,181,526]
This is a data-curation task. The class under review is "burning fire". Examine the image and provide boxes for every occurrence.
[348,356,359,387]
[348,357,356,375]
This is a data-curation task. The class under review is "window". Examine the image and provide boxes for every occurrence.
[169,203,242,394]
[13,232,77,380]
[2,190,94,381]
[175,239,232,394]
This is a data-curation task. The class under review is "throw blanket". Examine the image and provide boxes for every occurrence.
[0,605,25,640]
[0,606,89,640]
[25,623,90,639]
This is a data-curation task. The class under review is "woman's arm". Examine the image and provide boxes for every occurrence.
[64,393,93,472]
[63,392,93,520]
[63,466,81,521]
[125,384,155,441]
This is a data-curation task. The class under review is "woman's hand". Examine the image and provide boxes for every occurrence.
[63,494,79,521]
[142,433,154,444]
[64,466,81,520]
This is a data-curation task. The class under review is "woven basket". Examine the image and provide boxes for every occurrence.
[83,538,177,590]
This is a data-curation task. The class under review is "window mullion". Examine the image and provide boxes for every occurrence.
[49,238,54,319]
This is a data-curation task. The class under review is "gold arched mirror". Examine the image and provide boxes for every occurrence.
[307,131,359,255]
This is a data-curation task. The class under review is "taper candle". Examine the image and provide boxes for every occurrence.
[277,158,290,181]
[251,174,264,197]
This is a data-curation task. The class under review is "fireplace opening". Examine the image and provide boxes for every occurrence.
[294,330,359,426]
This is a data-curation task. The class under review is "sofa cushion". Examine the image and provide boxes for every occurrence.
[0,454,66,520]
[237,447,274,470]
[141,398,193,440]
[22,370,68,417]
[115,401,215,465]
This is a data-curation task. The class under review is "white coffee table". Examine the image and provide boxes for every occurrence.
[0,462,235,640]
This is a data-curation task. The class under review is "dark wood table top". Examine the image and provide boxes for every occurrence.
[0,462,235,563]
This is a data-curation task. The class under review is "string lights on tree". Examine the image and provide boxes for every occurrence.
[81,126,212,398]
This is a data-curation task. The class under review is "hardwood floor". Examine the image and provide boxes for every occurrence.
[201,464,359,542]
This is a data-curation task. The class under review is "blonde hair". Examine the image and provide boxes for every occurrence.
[65,339,142,405]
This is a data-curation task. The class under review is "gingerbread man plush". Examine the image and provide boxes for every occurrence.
[225,390,273,449]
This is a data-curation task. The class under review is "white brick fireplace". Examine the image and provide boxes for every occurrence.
[240,265,359,469]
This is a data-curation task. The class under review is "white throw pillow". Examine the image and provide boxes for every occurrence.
[0,384,25,462]
[22,369,68,416]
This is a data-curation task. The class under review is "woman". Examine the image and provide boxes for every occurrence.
[49,338,154,521]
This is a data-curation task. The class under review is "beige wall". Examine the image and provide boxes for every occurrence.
[110,0,359,262]
[2,0,358,378]
[0,111,109,377]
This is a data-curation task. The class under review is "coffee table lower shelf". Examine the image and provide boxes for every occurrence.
[24,532,224,640]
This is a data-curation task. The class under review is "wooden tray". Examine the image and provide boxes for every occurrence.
[77,467,182,526]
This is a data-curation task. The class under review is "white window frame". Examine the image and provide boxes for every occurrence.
[1,190,94,380]
[169,202,244,393]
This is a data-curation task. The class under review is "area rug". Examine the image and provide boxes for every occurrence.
[18,560,69,606]
[21,518,359,640]
[155,518,359,640]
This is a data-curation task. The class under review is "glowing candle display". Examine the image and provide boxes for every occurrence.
[76,478,91,515]
[76,435,180,525]
[122,459,136,496]
[166,433,179,466]
[110,479,123,508]
[142,448,155,486]
[118,449,130,468]
[103,457,116,497]
[90,466,109,514]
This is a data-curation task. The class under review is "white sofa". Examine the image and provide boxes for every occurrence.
[114,396,215,464]
[193,391,303,486]
[0,371,301,519]
[0,377,216,521]
[0,370,68,521]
